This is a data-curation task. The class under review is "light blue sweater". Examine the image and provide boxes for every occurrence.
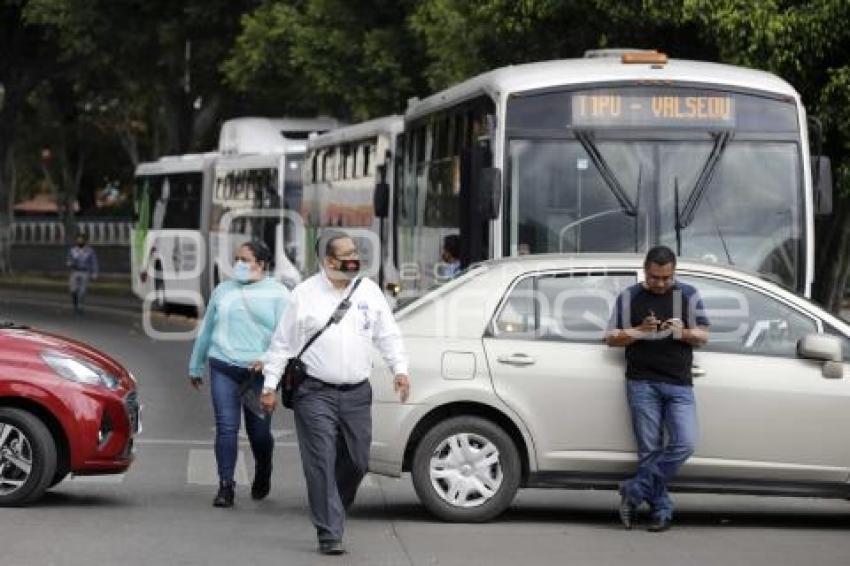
[188,278,290,377]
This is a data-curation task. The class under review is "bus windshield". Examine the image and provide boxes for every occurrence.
[506,87,804,291]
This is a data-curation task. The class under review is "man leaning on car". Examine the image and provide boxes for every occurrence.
[606,245,709,532]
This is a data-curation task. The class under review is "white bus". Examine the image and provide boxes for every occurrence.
[210,117,338,292]
[393,51,833,300]
[300,115,404,291]
[132,152,217,311]
[132,116,338,311]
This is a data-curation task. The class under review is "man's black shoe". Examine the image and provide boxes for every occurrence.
[213,481,235,508]
[251,465,271,500]
[318,540,345,555]
[647,517,672,532]
[619,493,636,530]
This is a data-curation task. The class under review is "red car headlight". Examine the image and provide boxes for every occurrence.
[40,351,120,390]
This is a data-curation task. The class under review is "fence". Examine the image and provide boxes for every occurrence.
[11,218,133,246]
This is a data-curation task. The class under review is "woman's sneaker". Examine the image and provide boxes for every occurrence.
[213,481,235,507]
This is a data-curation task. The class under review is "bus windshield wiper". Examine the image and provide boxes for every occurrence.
[678,130,732,229]
[575,131,637,217]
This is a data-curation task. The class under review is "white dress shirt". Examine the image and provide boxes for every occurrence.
[262,272,409,389]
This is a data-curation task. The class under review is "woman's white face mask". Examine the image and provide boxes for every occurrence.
[233,260,253,283]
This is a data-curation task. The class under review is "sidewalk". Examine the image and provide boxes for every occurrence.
[0,288,141,318]
[0,271,132,298]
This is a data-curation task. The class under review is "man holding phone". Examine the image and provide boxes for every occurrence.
[606,246,709,532]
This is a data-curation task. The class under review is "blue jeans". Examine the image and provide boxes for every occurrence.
[209,358,273,484]
[621,380,698,521]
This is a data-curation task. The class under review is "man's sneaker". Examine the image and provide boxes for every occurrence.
[647,516,672,533]
[619,493,636,530]
[318,540,345,555]
[251,464,272,500]
[213,481,235,508]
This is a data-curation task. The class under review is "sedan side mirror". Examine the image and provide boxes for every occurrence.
[797,334,843,379]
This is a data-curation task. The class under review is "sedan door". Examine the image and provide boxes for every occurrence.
[678,273,850,483]
[483,271,638,474]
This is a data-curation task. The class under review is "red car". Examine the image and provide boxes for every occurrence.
[0,321,139,506]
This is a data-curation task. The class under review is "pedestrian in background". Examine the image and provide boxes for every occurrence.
[188,240,290,508]
[67,232,99,315]
[606,245,709,532]
[261,231,410,556]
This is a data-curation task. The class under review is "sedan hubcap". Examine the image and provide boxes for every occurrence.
[0,423,33,496]
[429,432,502,508]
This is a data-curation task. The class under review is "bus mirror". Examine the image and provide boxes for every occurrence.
[812,156,833,215]
[374,181,390,218]
[479,167,502,220]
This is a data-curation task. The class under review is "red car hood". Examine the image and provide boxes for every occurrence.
[0,326,134,389]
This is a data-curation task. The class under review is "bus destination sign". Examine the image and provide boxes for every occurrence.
[572,93,736,128]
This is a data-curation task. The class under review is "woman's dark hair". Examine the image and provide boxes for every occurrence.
[644,245,677,268]
[241,240,273,269]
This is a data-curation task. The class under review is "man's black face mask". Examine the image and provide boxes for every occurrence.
[336,258,360,274]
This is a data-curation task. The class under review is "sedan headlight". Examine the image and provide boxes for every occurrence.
[41,352,119,390]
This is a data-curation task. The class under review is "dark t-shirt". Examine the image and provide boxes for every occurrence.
[609,282,710,386]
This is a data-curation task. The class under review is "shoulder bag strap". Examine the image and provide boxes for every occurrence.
[294,276,363,360]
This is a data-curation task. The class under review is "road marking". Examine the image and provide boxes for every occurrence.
[69,473,126,484]
[187,448,249,486]
[135,438,299,448]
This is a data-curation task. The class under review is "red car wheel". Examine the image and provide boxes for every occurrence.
[0,408,58,507]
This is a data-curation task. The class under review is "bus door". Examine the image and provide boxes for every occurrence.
[459,139,495,268]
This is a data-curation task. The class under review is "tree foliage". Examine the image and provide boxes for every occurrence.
[2,0,850,308]
[225,0,426,120]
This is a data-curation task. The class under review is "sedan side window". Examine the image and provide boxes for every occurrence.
[679,276,817,358]
[492,272,636,341]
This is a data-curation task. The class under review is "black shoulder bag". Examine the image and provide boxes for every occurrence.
[280,277,363,409]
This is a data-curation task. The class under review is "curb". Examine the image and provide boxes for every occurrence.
[0,292,197,327]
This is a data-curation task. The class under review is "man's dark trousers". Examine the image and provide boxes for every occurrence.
[294,377,372,543]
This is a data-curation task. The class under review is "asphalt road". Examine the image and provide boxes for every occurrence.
[1,293,849,566]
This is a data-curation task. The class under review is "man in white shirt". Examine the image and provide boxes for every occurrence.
[260,232,410,556]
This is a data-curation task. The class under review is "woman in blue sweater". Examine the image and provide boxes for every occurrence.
[188,240,290,507]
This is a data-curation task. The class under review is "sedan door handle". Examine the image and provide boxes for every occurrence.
[692,365,706,378]
[497,353,536,367]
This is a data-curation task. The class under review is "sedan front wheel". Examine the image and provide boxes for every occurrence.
[411,415,521,522]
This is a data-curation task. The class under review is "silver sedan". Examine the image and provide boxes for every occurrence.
[367,254,850,522]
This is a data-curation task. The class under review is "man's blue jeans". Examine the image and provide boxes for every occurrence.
[621,379,698,521]
[209,358,273,484]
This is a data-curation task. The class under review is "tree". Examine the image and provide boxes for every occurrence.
[0,0,64,270]
[225,0,427,120]
[3,0,259,253]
